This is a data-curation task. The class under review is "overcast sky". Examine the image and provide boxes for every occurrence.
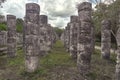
[0,0,109,28]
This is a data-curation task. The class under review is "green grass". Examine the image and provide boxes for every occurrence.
[88,49,116,80]
[0,40,116,80]
[40,40,76,69]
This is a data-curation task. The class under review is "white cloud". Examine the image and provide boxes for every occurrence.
[0,0,97,28]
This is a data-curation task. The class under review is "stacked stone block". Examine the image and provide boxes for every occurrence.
[38,15,48,56]
[24,3,40,72]
[101,19,111,59]
[0,31,7,47]
[77,2,94,75]
[7,15,17,57]
[69,16,79,59]
[116,27,120,80]
[116,14,120,80]
[66,23,70,52]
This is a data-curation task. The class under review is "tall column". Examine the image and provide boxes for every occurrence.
[7,15,17,57]
[46,24,52,51]
[24,3,40,72]
[0,31,7,47]
[69,15,79,59]
[77,2,93,75]
[66,23,70,52]
[38,15,49,56]
[116,14,120,80]
[64,27,67,49]
[101,19,111,59]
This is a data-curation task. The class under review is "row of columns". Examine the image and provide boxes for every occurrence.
[1,3,58,73]
[24,3,58,72]
[61,2,94,77]
[61,2,113,79]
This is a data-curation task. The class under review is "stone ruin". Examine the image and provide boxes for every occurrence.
[24,3,40,72]
[116,14,120,80]
[60,31,65,43]
[0,15,5,23]
[2,1,120,79]
[116,27,120,80]
[38,15,49,56]
[101,19,111,59]
[7,15,17,57]
[69,15,79,59]
[38,15,57,56]
[60,2,94,78]
[0,31,7,47]
[24,3,58,72]
[0,2,58,73]
[77,2,94,75]
[64,23,70,52]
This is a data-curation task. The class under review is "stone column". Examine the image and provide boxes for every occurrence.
[66,23,70,52]
[24,3,40,72]
[38,15,49,56]
[116,14,120,80]
[101,19,111,59]
[116,27,120,80]
[7,15,17,58]
[77,2,93,75]
[46,24,52,51]
[64,27,67,48]
[69,15,79,59]
[60,32,65,43]
[0,31,7,47]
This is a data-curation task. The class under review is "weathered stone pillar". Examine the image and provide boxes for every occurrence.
[60,32,65,43]
[24,3,40,72]
[116,27,120,80]
[101,19,111,59]
[64,27,67,48]
[7,15,17,57]
[69,16,79,59]
[0,31,7,47]
[116,14,120,80]
[66,23,70,52]
[77,2,93,75]
[46,24,52,51]
[38,15,49,56]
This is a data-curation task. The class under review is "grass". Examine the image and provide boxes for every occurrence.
[0,40,117,80]
[40,40,76,68]
[88,49,116,80]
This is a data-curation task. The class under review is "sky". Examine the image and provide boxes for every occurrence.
[0,0,109,28]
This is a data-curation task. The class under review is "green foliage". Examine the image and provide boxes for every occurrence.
[16,18,23,33]
[53,27,64,38]
[0,23,6,31]
[93,1,120,43]
[0,18,23,32]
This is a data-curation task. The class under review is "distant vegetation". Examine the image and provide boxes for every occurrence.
[0,22,6,31]
[53,27,64,38]
[0,18,23,33]
[16,18,23,33]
